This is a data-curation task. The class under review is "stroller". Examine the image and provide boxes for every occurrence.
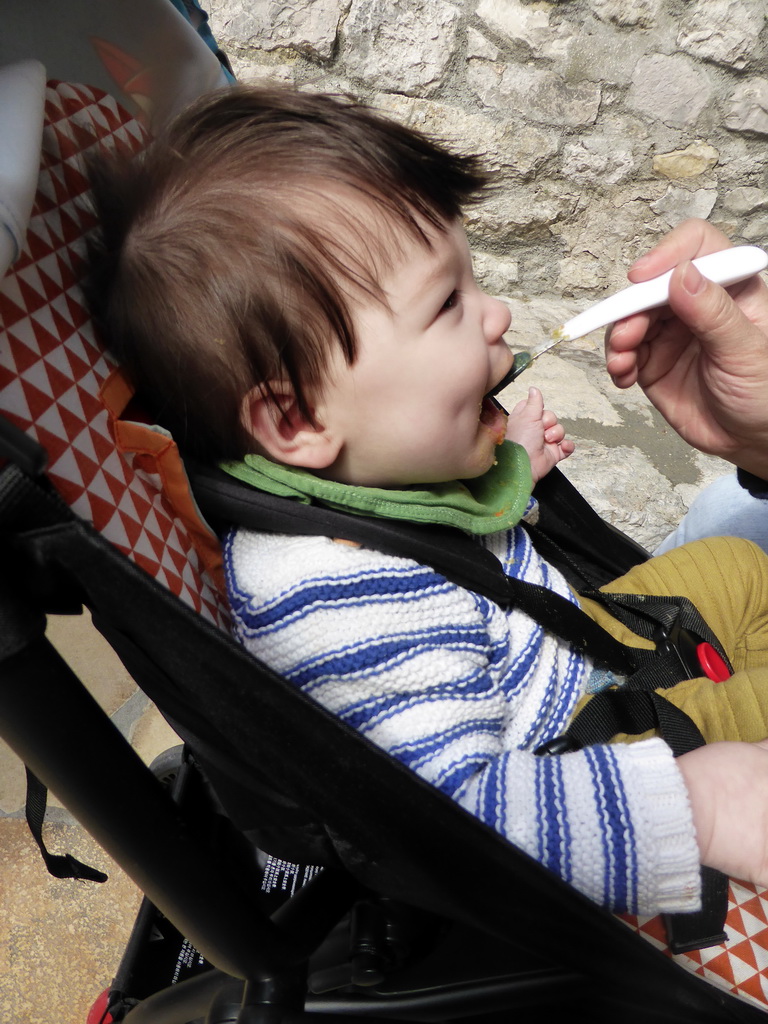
[2,3,767,1021]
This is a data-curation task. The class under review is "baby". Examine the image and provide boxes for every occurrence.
[87,85,768,920]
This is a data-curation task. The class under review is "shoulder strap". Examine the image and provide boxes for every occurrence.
[190,462,728,685]
[189,462,638,674]
[529,467,650,588]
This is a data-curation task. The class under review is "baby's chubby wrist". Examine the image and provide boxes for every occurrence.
[676,746,718,866]
[676,740,768,884]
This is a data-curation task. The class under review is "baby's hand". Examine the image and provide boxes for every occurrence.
[677,740,768,887]
[505,386,574,484]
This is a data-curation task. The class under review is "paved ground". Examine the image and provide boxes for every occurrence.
[0,336,732,1023]
[0,613,179,1024]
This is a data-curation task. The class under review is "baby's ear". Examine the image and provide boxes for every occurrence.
[240,383,343,469]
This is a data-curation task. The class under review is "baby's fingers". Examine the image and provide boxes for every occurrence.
[544,420,565,443]
[510,386,545,420]
[526,385,544,414]
[541,408,559,431]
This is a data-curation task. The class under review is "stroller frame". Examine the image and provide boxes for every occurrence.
[0,428,764,1024]
[0,6,765,1018]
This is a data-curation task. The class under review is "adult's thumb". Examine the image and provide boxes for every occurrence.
[667,260,764,362]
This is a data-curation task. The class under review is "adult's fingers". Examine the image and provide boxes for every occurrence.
[604,312,654,387]
[627,219,733,283]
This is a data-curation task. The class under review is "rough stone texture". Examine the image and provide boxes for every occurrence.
[723,186,768,215]
[551,191,668,292]
[561,136,638,186]
[651,186,718,228]
[205,0,768,287]
[560,442,690,552]
[725,78,768,136]
[340,0,460,96]
[472,251,519,294]
[476,0,572,59]
[677,1,765,71]
[468,59,602,128]
[589,0,663,29]
[556,252,605,295]
[627,54,714,129]
[205,0,349,60]
[742,214,768,242]
[465,187,576,245]
[371,93,558,177]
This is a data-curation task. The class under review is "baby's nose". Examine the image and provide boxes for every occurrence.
[484,295,511,340]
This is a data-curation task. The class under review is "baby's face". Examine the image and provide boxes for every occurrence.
[316,215,514,487]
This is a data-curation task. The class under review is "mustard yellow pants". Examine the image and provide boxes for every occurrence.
[577,537,768,743]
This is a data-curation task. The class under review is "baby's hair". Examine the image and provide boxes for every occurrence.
[86,86,492,462]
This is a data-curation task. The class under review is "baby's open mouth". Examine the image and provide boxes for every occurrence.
[479,395,508,444]
[486,363,517,401]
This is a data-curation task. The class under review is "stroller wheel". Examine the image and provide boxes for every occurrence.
[148,744,186,788]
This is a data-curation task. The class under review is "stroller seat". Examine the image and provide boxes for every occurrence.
[2,5,768,1022]
[0,75,227,627]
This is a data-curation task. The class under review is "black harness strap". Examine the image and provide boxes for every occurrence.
[191,462,729,685]
[24,768,108,883]
[581,591,733,688]
[539,688,706,755]
[191,466,635,672]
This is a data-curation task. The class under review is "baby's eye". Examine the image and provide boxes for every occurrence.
[441,290,459,312]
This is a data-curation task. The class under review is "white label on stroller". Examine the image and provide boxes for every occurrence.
[173,937,207,985]
[261,855,323,898]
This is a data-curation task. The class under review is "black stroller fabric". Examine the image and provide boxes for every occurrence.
[1,453,765,1023]
[1,10,767,1020]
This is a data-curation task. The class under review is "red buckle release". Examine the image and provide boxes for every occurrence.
[87,990,114,1024]
[696,642,731,682]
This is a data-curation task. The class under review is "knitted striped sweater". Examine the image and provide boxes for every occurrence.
[224,515,701,915]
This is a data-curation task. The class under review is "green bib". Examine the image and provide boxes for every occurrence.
[220,440,532,536]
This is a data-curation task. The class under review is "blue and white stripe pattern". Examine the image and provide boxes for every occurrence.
[224,518,701,915]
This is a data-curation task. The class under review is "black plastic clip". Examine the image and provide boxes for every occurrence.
[653,615,704,680]
[534,734,578,756]
[653,614,731,684]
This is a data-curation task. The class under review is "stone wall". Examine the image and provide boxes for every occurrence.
[205,0,768,348]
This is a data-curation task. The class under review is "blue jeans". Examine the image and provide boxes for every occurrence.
[654,473,768,557]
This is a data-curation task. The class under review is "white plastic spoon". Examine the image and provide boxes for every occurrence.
[506,245,768,381]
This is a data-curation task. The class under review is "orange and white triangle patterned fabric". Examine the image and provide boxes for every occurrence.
[621,872,768,1008]
[0,81,228,630]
